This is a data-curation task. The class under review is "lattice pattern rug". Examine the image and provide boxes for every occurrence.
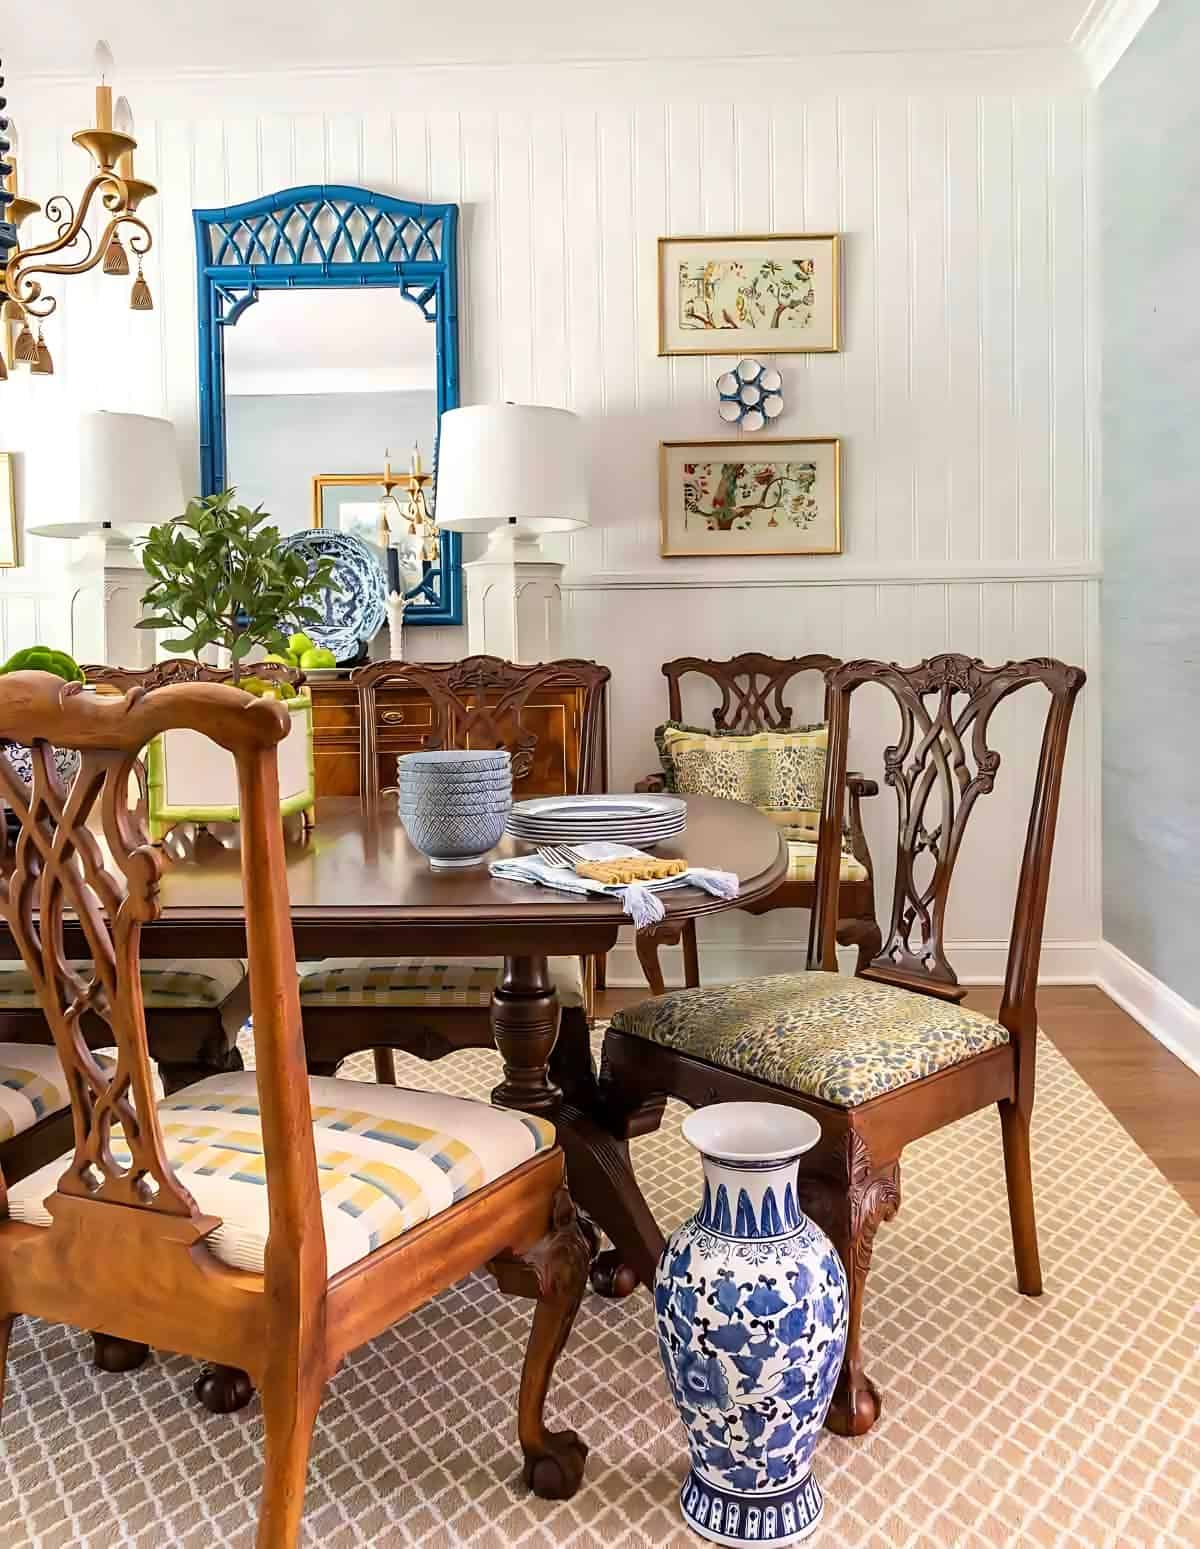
[1,1030,1198,1548]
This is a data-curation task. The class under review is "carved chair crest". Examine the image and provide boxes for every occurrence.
[663,653,838,733]
[354,656,610,806]
[811,653,1084,1009]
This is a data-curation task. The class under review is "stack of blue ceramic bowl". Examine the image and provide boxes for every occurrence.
[397,749,513,868]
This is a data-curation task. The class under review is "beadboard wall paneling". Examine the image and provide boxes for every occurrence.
[0,86,1100,965]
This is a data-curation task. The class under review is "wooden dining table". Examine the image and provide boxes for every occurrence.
[0,791,788,1286]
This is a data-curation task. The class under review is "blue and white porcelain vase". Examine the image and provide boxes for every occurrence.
[655,1102,848,1547]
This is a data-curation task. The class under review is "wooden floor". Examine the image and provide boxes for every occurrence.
[597,982,1200,1214]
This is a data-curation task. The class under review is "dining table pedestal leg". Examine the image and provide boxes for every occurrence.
[490,956,563,1115]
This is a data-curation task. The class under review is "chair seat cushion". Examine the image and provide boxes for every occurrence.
[0,1043,72,1142]
[0,960,245,1010]
[297,955,584,1009]
[785,840,868,884]
[7,1071,557,1277]
[609,971,1009,1107]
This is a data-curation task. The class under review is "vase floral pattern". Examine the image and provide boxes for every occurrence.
[655,1103,847,1546]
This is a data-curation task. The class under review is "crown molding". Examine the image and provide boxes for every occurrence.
[1073,0,1160,84]
[15,47,1088,121]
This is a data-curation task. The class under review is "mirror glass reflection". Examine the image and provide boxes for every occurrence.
[223,287,438,592]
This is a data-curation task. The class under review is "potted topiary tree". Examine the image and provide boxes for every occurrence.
[136,490,339,837]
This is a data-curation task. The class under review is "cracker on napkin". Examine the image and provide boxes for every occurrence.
[574,856,688,886]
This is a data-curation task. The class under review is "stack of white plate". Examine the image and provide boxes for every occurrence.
[506,793,687,848]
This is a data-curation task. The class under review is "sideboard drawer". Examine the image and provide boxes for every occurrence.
[308,677,594,802]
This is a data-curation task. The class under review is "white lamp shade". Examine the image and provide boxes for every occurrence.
[434,404,589,536]
[30,412,186,540]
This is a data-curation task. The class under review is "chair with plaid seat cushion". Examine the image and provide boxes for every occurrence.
[0,672,593,1548]
[600,654,1084,1441]
[0,957,249,1098]
[628,653,881,996]
[0,1043,78,1189]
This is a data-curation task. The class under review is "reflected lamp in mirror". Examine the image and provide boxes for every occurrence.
[434,404,588,560]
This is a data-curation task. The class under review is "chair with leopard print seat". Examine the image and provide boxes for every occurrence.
[598,653,1084,1439]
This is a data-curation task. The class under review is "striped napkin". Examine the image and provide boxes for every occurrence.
[490,842,738,929]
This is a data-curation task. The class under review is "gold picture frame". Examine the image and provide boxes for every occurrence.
[659,437,842,558]
[0,453,17,568]
[311,473,391,536]
[657,233,841,356]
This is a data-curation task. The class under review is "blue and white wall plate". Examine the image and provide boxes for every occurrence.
[279,528,388,664]
[717,359,785,432]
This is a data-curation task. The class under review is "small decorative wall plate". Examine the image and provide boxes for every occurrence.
[278,529,387,664]
[717,359,784,431]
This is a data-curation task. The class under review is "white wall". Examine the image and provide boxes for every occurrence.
[1,55,1100,980]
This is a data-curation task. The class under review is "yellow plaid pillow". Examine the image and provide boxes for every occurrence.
[654,721,828,813]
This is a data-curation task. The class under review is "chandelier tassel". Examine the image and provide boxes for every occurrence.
[13,320,36,363]
[103,232,130,275]
[130,262,152,311]
[30,329,53,375]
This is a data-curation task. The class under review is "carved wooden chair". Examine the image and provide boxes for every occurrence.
[599,654,1084,1437]
[0,672,592,1547]
[627,653,881,994]
[296,656,610,1088]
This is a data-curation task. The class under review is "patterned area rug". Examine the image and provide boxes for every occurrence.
[1,1030,1198,1548]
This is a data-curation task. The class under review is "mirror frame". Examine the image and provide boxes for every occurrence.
[193,183,461,626]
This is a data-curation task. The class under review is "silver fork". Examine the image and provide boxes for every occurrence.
[536,843,581,869]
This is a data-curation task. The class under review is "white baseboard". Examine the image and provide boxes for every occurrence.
[602,939,1101,990]
[1093,941,1200,1078]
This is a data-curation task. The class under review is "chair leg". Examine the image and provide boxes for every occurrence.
[593,952,607,992]
[0,1313,11,1418]
[796,1134,900,1438]
[373,1048,397,1084]
[195,1363,255,1413]
[999,1098,1042,1296]
[489,1187,591,1501]
[681,917,701,988]
[257,1369,324,1549]
[635,927,671,996]
[92,1332,150,1373]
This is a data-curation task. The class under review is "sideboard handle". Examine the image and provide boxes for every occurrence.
[380,709,407,724]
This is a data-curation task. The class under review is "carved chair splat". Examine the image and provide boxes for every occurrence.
[629,652,881,995]
[600,653,1084,1437]
[0,673,592,1546]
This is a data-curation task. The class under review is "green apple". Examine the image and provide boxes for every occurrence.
[287,632,314,658]
[300,647,337,669]
[259,653,293,667]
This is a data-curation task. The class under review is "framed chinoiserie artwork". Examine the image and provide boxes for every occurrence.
[659,438,841,558]
[658,233,840,355]
[0,453,17,568]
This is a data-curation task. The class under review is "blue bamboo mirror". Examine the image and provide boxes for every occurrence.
[194,184,462,629]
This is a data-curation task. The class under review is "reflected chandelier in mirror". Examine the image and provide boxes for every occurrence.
[194,184,461,626]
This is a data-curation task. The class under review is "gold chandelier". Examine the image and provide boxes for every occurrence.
[0,41,156,382]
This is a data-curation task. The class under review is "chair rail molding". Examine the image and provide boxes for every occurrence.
[563,561,1102,592]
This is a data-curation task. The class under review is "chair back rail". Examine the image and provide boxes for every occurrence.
[662,652,839,733]
[353,656,611,811]
[810,653,1085,1072]
[0,672,324,1288]
[82,660,306,691]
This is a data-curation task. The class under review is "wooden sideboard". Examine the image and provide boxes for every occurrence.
[309,673,606,801]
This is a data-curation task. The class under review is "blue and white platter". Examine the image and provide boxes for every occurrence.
[279,529,387,664]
